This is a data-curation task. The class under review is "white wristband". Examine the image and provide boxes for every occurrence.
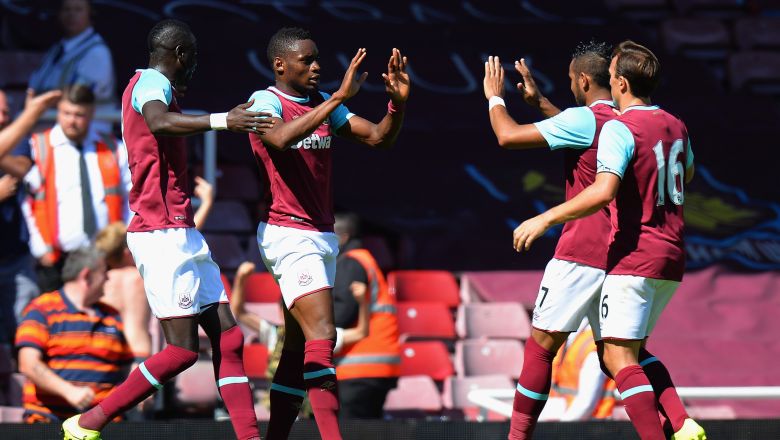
[488,96,506,111]
[209,112,228,130]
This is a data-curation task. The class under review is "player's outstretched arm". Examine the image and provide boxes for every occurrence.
[258,48,369,151]
[513,172,619,252]
[141,99,274,136]
[483,56,547,150]
[336,48,410,149]
[514,58,561,118]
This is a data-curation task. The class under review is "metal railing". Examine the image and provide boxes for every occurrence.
[467,386,780,419]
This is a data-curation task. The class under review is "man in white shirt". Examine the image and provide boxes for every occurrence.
[22,84,131,292]
[28,0,116,133]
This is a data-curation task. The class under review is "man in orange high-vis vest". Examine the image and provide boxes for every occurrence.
[332,213,401,419]
[22,84,131,292]
[550,319,616,420]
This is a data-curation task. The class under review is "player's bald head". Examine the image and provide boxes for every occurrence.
[147,19,196,55]
[571,40,611,89]
[267,27,313,66]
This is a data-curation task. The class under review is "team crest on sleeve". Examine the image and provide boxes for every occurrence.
[298,270,314,287]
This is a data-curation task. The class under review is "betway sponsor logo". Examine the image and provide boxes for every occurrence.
[292,133,332,150]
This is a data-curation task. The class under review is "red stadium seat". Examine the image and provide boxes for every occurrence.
[735,17,780,51]
[399,341,454,381]
[384,375,442,412]
[672,0,746,18]
[442,374,514,410]
[660,18,730,59]
[244,302,284,326]
[201,200,253,233]
[243,343,268,379]
[455,302,531,340]
[203,234,246,271]
[175,360,218,407]
[388,270,460,307]
[728,51,780,94]
[603,0,671,21]
[0,406,24,423]
[397,302,456,340]
[244,273,283,303]
[455,339,524,378]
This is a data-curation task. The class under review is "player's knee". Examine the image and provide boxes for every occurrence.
[307,322,336,342]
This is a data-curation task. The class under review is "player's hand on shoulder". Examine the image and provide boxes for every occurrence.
[483,55,505,100]
[333,48,368,102]
[226,99,276,134]
[515,58,543,108]
[382,48,410,104]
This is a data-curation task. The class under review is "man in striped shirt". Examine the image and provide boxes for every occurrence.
[15,246,132,423]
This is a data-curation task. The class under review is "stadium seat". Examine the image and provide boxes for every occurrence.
[387,270,460,307]
[0,51,44,88]
[244,302,284,326]
[459,271,543,308]
[384,375,443,412]
[399,341,454,381]
[604,0,672,21]
[243,343,268,379]
[0,373,23,407]
[441,374,515,410]
[0,345,12,376]
[203,233,246,271]
[216,164,261,201]
[0,406,24,423]
[175,360,218,407]
[734,17,780,51]
[201,200,253,233]
[455,302,531,340]
[660,18,731,59]
[672,0,746,18]
[728,51,780,94]
[244,272,282,303]
[455,339,524,378]
[397,302,456,340]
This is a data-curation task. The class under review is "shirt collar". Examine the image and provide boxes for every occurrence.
[268,86,310,103]
[57,289,81,314]
[50,124,99,150]
[62,27,95,53]
[589,99,616,108]
[622,104,660,113]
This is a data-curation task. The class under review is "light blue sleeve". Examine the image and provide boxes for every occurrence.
[596,120,635,179]
[131,70,172,114]
[319,91,354,130]
[247,90,283,118]
[685,137,694,169]
[532,106,596,150]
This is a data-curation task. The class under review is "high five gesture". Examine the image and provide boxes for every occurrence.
[383,48,410,104]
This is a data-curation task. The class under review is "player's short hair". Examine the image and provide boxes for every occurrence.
[334,212,361,238]
[571,40,612,89]
[62,83,95,106]
[94,222,127,268]
[612,40,660,98]
[147,19,195,54]
[62,246,105,283]
[267,27,313,66]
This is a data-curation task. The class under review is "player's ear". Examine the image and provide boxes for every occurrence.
[273,56,285,76]
[579,72,589,92]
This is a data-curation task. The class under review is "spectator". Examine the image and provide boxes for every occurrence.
[28,0,116,133]
[548,319,616,421]
[15,246,133,423]
[93,186,214,364]
[22,84,131,292]
[332,213,400,419]
[0,88,62,349]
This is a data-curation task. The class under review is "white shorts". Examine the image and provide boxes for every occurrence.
[256,222,338,309]
[599,274,679,340]
[532,258,606,339]
[127,228,227,319]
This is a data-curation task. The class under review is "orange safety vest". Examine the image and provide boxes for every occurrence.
[550,328,616,419]
[29,129,123,262]
[334,248,401,380]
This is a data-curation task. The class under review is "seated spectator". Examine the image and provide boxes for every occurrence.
[0,88,61,350]
[332,212,399,419]
[21,84,131,292]
[548,319,616,421]
[15,246,132,423]
[28,0,116,133]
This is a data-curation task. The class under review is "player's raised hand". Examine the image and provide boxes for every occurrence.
[515,58,542,107]
[334,48,368,101]
[226,99,275,134]
[512,214,552,252]
[382,48,410,104]
[483,56,505,100]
